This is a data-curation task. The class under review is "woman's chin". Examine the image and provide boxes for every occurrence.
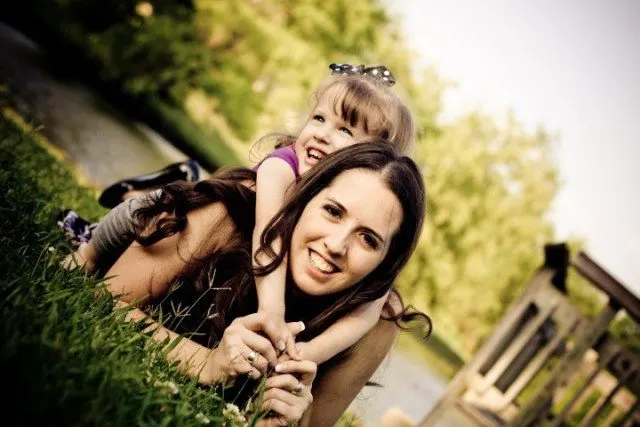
[291,281,327,297]
[287,274,334,299]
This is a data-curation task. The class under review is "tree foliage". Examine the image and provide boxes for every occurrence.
[400,110,559,356]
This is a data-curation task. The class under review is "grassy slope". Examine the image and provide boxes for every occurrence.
[0,108,236,426]
[0,108,363,426]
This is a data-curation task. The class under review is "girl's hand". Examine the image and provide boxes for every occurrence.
[257,359,317,426]
[258,308,305,361]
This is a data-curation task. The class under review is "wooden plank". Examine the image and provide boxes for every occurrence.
[612,397,640,426]
[572,252,640,322]
[580,369,636,427]
[418,268,555,426]
[508,303,618,427]
[501,318,578,407]
[549,347,620,427]
[479,302,558,393]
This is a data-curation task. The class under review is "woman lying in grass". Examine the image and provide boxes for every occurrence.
[66,142,431,426]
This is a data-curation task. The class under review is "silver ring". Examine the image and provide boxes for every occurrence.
[293,380,304,395]
[247,350,257,364]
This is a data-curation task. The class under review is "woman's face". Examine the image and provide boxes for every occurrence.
[289,168,403,296]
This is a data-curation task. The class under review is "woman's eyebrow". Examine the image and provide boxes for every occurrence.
[326,197,346,213]
[326,197,385,243]
[364,227,385,244]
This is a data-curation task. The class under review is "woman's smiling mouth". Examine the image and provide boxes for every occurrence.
[308,249,339,274]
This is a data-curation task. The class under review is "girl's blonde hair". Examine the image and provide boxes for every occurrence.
[309,74,416,154]
[258,73,416,156]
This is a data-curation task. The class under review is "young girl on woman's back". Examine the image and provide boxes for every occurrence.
[252,63,416,364]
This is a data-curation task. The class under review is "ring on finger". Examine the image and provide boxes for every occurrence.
[247,350,257,364]
[293,379,304,395]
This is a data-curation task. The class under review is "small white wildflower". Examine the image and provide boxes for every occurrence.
[222,403,247,424]
[48,246,55,252]
[155,380,179,395]
[165,381,179,395]
[195,413,211,425]
[223,403,241,417]
[135,1,153,18]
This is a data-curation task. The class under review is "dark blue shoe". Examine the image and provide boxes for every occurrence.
[98,159,201,208]
[57,209,98,247]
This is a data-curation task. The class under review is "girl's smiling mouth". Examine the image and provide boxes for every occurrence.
[306,148,326,162]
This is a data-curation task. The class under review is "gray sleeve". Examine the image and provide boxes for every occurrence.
[91,190,160,270]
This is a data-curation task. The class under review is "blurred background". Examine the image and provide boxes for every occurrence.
[1,1,638,425]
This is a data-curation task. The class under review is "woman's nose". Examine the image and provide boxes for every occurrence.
[323,232,348,258]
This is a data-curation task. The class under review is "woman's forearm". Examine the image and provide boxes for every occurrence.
[114,300,225,386]
[99,201,241,385]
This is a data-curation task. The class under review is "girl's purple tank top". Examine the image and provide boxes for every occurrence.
[253,145,300,178]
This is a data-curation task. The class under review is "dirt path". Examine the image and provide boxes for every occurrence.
[0,21,186,189]
[349,348,447,426]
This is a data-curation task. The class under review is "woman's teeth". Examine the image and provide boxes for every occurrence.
[310,251,336,273]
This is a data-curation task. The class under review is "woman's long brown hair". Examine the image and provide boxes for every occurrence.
[132,141,431,349]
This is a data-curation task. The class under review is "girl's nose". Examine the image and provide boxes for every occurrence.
[315,125,331,144]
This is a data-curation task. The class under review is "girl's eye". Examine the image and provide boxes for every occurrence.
[340,127,353,137]
[323,204,341,218]
[362,233,379,250]
[313,114,324,123]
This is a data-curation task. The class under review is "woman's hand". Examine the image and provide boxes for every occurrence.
[208,314,305,384]
[209,313,279,383]
[256,359,317,426]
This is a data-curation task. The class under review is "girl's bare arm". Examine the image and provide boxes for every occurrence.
[253,158,300,357]
[300,293,388,364]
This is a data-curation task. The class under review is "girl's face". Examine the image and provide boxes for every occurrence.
[294,87,371,175]
[289,168,403,296]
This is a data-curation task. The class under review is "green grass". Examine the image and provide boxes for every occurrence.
[147,96,242,167]
[0,109,248,426]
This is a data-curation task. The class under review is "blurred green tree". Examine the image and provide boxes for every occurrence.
[401,110,559,357]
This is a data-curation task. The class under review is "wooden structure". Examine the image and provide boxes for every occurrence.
[419,243,640,427]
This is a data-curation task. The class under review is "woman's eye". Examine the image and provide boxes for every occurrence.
[313,114,324,122]
[362,233,379,249]
[323,205,341,218]
[340,127,353,136]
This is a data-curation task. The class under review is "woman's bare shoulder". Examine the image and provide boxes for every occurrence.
[186,202,238,252]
